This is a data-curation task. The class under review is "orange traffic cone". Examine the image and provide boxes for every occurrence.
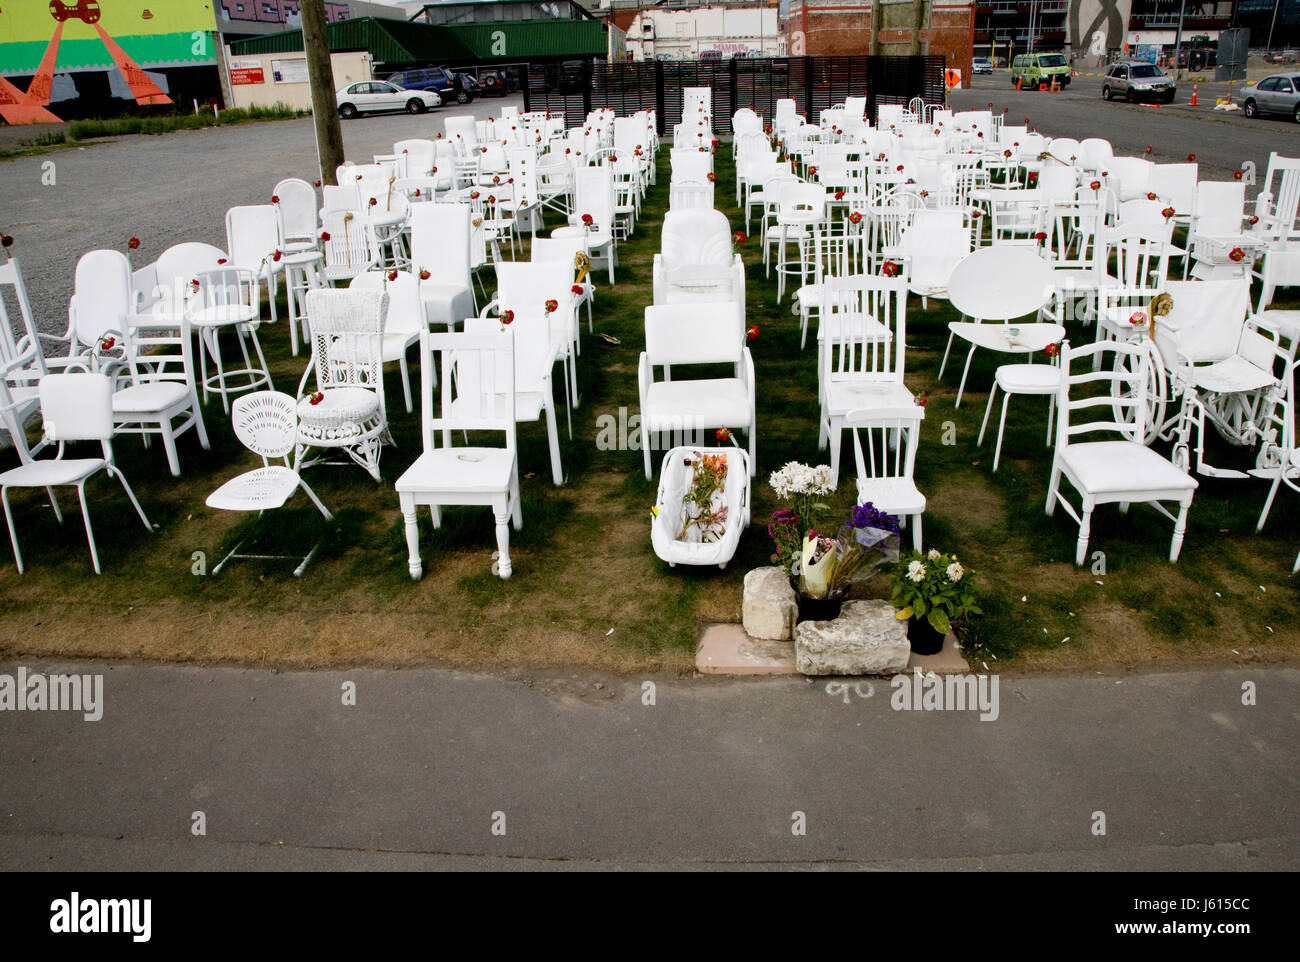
[1016,75,1022,91]
[1190,83,1198,106]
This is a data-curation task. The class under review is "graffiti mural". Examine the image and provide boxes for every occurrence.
[1068,0,1132,57]
[0,1,218,123]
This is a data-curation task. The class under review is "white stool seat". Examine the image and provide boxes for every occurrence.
[855,476,927,515]
[296,386,381,428]
[995,363,1060,394]
[206,465,302,512]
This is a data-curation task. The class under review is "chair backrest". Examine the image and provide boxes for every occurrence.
[349,271,421,337]
[226,205,282,270]
[419,327,517,453]
[1079,137,1113,169]
[1118,197,1169,228]
[0,258,45,382]
[669,180,715,210]
[1194,180,1246,237]
[670,149,712,184]
[644,303,742,368]
[320,211,378,280]
[574,164,615,229]
[272,179,318,244]
[394,138,437,177]
[901,215,971,289]
[659,208,733,272]
[778,182,827,222]
[303,288,386,395]
[231,391,298,464]
[1047,137,1083,165]
[1150,163,1198,214]
[822,275,908,384]
[410,202,471,288]
[1153,278,1251,366]
[530,235,585,278]
[445,114,478,147]
[1056,339,1148,446]
[40,372,113,443]
[844,409,922,485]
[1108,223,1173,289]
[493,260,576,319]
[1038,166,1078,205]
[509,146,538,209]
[1260,152,1300,242]
[948,245,1055,321]
[148,243,227,320]
[70,249,133,350]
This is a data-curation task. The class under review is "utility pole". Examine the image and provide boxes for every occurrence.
[1172,0,1187,81]
[301,0,345,186]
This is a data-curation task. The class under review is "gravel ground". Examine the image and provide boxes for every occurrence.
[0,94,524,339]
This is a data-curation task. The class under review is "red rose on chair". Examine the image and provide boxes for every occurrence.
[369,197,378,207]
[1161,206,1175,220]
[914,391,927,408]
[419,269,431,280]
[271,195,280,204]
[99,336,115,351]
[881,260,901,277]
[1045,342,1059,358]
[1090,180,1101,191]
[320,231,331,242]
[217,258,228,265]
[746,325,759,340]
[1229,247,1246,263]
[487,195,496,205]
[190,279,201,293]
[493,174,501,184]
[1234,170,1243,181]
[581,213,594,226]
[272,250,282,262]
[500,310,515,326]
[711,139,719,148]
[544,299,559,314]
[1248,214,1260,226]
[848,210,863,225]
[1003,149,1012,158]
[127,236,140,250]
[571,284,584,295]
[1187,153,1196,162]
[1147,192,1157,201]
[314,180,322,188]
[387,269,398,281]
[715,427,732,442]
[1129,310,1148,326]
[733,230,746,245]
[1145,145,1154,154]
[977,132,984,138]
[1035,231,1048,242]
[835,190,845,200]
[309,392,324,405]
[707,172,717,182]
[809,166,818,176]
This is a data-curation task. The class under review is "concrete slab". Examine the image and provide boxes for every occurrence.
[696,623,796,675]
[907,632,969,673]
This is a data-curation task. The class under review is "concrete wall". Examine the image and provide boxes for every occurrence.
[224,48,374,110]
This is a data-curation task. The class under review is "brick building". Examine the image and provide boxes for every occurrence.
[785,0,974,77]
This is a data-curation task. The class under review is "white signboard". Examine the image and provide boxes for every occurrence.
[271,59,310,84]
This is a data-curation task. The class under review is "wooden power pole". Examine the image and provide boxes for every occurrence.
[301,0,345,186]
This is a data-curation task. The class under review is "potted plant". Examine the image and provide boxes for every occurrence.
[889,549,981,655]
[767,462,900,621]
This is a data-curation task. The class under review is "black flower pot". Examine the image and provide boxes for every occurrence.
[790,578,847,623]
[907,616,946,655]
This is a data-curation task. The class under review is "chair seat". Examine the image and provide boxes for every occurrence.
[113,381,191,414]
[1061,441,1198,496]
[382,331,419,363]
[553,225,613,248]
[855,476,926,515]
[206,465,301,511]
[644,378,750,430]
[826,380,917,416]
[192,304,259,326]
[0,458,106,488]
[281,250,322,267]
[1188,356,1276,395]
[449,390,546,422]
[994,363,1061,394]
[297,387,380,426]
[396,448,516,495]
[421,284,474,326]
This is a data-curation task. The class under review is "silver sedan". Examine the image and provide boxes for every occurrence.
[1238,73,1300,122]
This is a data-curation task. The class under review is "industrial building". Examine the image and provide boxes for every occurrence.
[785,0,975,79]
[624,4,785,60]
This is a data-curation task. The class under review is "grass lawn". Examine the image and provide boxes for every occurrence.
[0,150,1296,674]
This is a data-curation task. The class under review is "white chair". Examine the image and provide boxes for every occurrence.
[1251,152,1300,312]
[845,407,926,551]
[226,205,284,325]
[553,165,617,284]
[189,264,273,414]
[272,178,320,253]
[46,249,134,372]
[410,203,475,329]
[396,327,522,580]
[350,271,422,414]
[1046,340,1198,565]
[320,209,380,284]
[205,391,333,577]
[639,303,755,480]
[653,209,745,321]
[295,288,392,481]
[0,258,49,457]
[900,210,970,309]
[1252,358,1299,550]
[977,356,1060,472]
[818,275,914,486]
[0,373,151,574]
[1187,181,1259,280]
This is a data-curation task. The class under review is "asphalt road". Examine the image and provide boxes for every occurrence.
[0,660,1295,869]
[950,71,1300,188]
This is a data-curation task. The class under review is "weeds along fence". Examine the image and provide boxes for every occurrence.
[519,56,947,134]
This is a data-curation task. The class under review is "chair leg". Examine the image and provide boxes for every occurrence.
[977,381,998,447]
[545,401,564,486]
[1170,499,1191,562]
[492,505,513,579]
[938,329,956,379]
[993,391,1011,472]
[1075,504,1093,566]
[76,482,102,575]
[46,487,63,524]
[642,419,653,480]
[828,417,842,488]
[912,514,922,552]
[160,420,181,477]
[1257,473,1284,532]
[399,354,413,414]
[954,345,977,409]
[2,486,25,574]
[400,496,422,580]
[1045,462,1062,516]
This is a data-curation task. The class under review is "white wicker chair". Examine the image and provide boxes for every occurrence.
[295,288,392,481]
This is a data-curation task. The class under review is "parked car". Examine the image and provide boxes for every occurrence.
[972,57,994,75]
[1010,52,1070,88]
[1102,61,1176,103]
[336,80,439,119]
[477,68,511,96]
[385,65,476,104]
[1237,73,1300,122]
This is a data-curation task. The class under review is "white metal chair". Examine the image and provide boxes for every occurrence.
[295,288,392,481]
[845,407,926,551]
[1046,340,1198,565]
[189,264,273,414]
[395,327,522,580]
[205,391,333,577]
[0,373,151,574]
[639,303,755,480]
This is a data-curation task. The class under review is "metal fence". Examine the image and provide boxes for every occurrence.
[518,56,947,133]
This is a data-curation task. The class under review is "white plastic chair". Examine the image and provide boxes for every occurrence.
[205,391,332,577]
[653,208,745,321]
[350,271,422,414]
[395,327,522,580]
[295,288,392,481]
[0,373,151,574]
[272,178,320,253]
[226,205,283,325]
[410,202,476,329]
[1046,340,1198,564]
[639,303,755,480]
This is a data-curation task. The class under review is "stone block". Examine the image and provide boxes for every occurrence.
[742,566,797,642]
[794,599,911,676]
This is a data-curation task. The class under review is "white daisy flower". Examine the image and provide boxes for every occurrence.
[947,562,965,582]
[907,560,925,583]
[926,549,941,561]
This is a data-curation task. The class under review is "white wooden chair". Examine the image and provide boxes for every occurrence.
[410,202,476,328]
[0,257,49,458]
[0,373,151,575]
[845,407,926,551]
[1046,340,1198,565]
[205,391,333,577]
[638,303,755,480]
[395,328,522,580]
